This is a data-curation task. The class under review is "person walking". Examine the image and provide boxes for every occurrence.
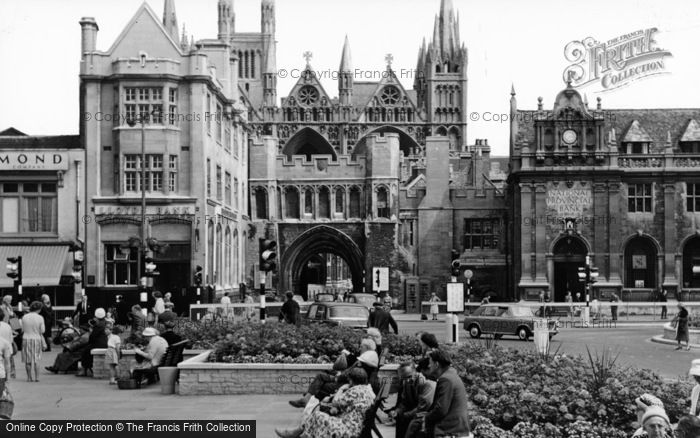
[0,296,13,324]
[368,302,398,334]
[610,293,620,321]
[244,292,256,322]
[151,291,165,325]
[39,294,54,352]
[565,291,573,319]
[428,293,440,321]
[673,302,691,351]
[105,324,121,385]
[659,289,668,320]
[279,292,300,326]
[0,309,15,379]
[20,302,45,382]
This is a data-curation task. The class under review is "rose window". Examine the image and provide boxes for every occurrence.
[298,86,319,106]
[380,86,400,105]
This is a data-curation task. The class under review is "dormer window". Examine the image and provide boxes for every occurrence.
[622,142,649,154]
[680,141,700,153]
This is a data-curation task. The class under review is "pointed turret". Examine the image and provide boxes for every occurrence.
[180,23,188,51]
[510,84,518,157]
[163,0,179,42]
[339,36,354,107]
[439,0,457,58]
[218,0,233,41]
[261,0,275,35]
[432,15,440,55]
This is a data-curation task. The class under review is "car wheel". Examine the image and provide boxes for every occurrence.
[468,325,481,338]
[517,326,530,341]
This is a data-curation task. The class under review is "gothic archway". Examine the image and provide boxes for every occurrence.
[352,125,421,157]
[282,127,337,161]
[682,235,700,288]
[551,235,589,302]
[280,225,364,297]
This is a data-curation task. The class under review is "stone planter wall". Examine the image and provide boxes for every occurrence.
[90,349,206,380]
[662,323,700,344]
[177,351,400,396]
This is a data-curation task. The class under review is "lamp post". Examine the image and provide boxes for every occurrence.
[127,110,158,310]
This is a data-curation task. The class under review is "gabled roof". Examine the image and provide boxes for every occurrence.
[622,120,653,142]
[680,119,700,142]
[0,127,27,136]
[365,70,419,111]
[0,135,81,149]
[352,82,379,108]
[282,64,333,108]
[106,2,183,57]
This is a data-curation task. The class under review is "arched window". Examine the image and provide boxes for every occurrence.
[207,220,214,284]
[319,187,330,219]
[544,129,554,148]
[304,189,314,215]
[224,226,231,285]
[215,224,222,284]
[285,187,300,219]
[376,186,389,218]
[624,236,657,289]
[448,127,460,150]
[349,187,361,218]
[335,188,344,214]
[255,188,268,219]
[683,236,700,288]
[586,128,596,147]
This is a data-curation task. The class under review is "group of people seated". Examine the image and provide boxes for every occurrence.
[276,330,472,438]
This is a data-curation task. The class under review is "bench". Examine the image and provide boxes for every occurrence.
[359,379,391,438]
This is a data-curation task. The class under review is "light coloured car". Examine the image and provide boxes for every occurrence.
[305,302,369,329]
[463,303,558,341]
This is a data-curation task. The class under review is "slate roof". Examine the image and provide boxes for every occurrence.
[515,108,700,153]
[0,134,81,149]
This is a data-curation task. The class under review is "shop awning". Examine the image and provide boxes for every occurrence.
[0,245,71,288]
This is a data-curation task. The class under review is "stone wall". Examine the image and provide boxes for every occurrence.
[90,349,205,380]
[177,351,400,396]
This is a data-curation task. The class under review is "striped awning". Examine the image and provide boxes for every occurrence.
[0,245,71,287]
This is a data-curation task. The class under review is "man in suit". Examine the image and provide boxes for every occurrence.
[422,349,471,438]
[393,361,436,438]
[368,302,398,334]
[73,295,91,327]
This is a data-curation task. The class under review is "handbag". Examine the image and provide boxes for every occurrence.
[8,318,20,332]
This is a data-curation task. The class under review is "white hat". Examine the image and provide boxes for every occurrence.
[357,350,379,368]
[641,406,670,427]
[142,327,158,337]
[94,308,106,319]
[689,359,700,376]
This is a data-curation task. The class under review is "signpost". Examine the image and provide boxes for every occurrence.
[446,282,464,343]
[372,267,389,293]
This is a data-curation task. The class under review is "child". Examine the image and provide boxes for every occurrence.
[105,325,122,385]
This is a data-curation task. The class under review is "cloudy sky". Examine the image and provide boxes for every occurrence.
[1,0,698,156]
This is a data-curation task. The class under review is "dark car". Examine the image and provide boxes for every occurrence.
[463,303,558,341]
[346,293,378,309]
[305,302,369,329]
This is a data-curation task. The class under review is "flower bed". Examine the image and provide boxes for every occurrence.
[455,343,691,437]
[174,319,422,364]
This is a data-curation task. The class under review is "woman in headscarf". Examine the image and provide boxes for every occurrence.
[21,301,45,382]
[640,406,672,438]
[673,302,691,351]
[128,304,146,335]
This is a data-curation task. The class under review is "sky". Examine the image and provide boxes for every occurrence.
[1,0,699,156]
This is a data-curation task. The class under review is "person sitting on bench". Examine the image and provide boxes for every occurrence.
[131,327,168,386]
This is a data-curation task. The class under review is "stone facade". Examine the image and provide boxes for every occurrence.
[79,1,250,310]
[509,84,700,301]
[177,352,399,395]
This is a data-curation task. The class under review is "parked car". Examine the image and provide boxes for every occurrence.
[304,302,369,329]
[463,303,558,341]
[313,293,335,302]
[346,293,378,309]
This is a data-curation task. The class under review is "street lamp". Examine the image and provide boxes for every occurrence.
[126,109,160,308]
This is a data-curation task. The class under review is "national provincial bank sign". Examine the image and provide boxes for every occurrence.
[0,152,69,170]
[546,187,592,217]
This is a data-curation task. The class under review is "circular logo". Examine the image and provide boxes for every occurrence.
[463,269,473,279]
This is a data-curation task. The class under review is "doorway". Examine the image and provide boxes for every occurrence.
[552,236,587,302]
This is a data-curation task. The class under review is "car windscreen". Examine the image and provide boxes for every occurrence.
[329,307,368,319]
[509,306,536,317]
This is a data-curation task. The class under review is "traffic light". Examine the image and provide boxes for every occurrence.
[72,250,84,284]
[589,267,599,283]
[194,265,203,286]
[578,266,588,283]
[144,250,159,277]
[451,249,460,277]
[259,239,277,273]
[6,256,22,289]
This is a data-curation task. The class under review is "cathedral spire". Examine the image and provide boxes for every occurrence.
[432,14,441,55]
[218,0,233,41]
[339,35,352,72]
[261,0,276,35]
[438,0,458,58]
[180,23,188,51]
[163,0,179,42]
